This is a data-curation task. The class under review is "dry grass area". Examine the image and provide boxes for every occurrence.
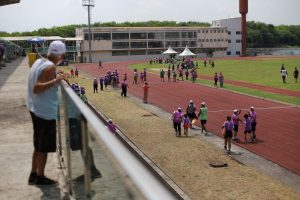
[63,68,300,200]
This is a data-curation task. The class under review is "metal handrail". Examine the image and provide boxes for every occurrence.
[59,80,176,200]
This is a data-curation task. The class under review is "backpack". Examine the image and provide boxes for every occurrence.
[187,104,195,114]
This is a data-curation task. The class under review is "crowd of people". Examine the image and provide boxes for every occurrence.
[172,100,257,153]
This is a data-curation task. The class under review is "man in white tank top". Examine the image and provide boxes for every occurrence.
[27,41,66,185]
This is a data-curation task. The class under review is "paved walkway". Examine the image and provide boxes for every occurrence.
[0,58,64,199]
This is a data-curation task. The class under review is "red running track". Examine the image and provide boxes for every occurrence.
[74,61,300,176]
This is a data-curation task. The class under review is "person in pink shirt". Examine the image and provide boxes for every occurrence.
[172,107,182,136]
[182,114,190,136]
[143,82,150,103]
[107,119,117,134]
[232,109,242,141]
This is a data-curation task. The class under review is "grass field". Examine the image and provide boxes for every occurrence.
[129,57,300,105]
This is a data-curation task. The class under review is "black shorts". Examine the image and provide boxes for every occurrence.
[201,120,207,125]
[187,113,197,119]
[69,118,82,151]
[251,122,257,131]
[233,124,239,132]
[30,112,56,153]
[244,130,251,134]
[224,130,233,139]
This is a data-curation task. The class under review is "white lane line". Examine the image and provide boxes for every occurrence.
[209,105,295,113]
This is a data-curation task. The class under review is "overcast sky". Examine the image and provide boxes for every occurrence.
[0,0,299,33]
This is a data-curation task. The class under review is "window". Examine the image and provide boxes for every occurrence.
[214,39,217,42]
[130,50,146,55]
[210,30,212,33]
[210,39,213,42]
[84,33,92,40]
[202,30,205,33]
[202,39,205,42]
[236,31,241,35]
[206,30,209,33]
[228,31,231,35]
[112,51,129,56]
[181,41,196,47]
[206,39,209,42]
[228,39,231,43]
[112,33,129,40]
[147,50,161,55]
[236,39,241,43]
[148,41,163,48]
[148,32,164,39]
[165,32,180,39]
[166,41,180,47]
[236,51,241,55]
[131,42,147,48]
[181,32,197,39]
[130,32,147,39]
[112,42,129,49]
[93,33,111,40]
[218,30,220,33]
[214,30,216,33]
[227,51,231,55]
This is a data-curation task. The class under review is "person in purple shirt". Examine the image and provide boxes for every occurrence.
[232,109,242,141]
[185,68,189,80]
[249,106,257,141]
[99,76,104,91]
[93,78,98,93]
[104,76,108,89]
[121,79,128,97]
[107,119,117,134]
[243,113,252,142]
[167,67,171,82]
[222,116,234,153]
[172,107,182,136]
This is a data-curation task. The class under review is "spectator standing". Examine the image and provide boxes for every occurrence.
[93,78,98,93]
[219,72,224,87]
[75,68,79,78]
[222,116,234,153]
[249,106,257,142]
[27,41,67,185]
[172,107,182,136]
[143,82,150,103]
[121,80,128,97]
[99,76,104,91]
[214,72,218,87]
[98,60,102,69]
[281,66,288,83]
[160,69,165,82]
[167,67,171,82]
[243,113,252,142]
[186,100,197,128]
[183,114,190,136]
[232,109,242,141]
[293,67,299,83]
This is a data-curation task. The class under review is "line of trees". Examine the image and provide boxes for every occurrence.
[1,21,299,48]
[247,21,300,48]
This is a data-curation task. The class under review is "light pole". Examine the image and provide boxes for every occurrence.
[82,0,95,63]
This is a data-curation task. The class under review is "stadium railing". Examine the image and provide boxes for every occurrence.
[57,80,176,200]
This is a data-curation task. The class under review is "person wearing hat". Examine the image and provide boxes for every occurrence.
[186,100,197,128]
[249,106,257,141]
[27,40,67,185]
[172,107,183,136]
[107,119,117,134]
[232,109,242,141]
[197,102,208,135]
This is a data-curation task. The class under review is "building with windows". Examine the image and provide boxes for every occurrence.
[212,17,242,56]
[76,26,231,62]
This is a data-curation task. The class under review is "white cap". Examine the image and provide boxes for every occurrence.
[48,40,66,55]
[108,119,112,123]
[250,106,254,109]
[201,102,206,105]
[190,100,193,103]
[234,109,238,113]
[178,107,182,111]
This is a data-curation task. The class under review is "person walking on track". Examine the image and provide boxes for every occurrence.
[197,102,208,135]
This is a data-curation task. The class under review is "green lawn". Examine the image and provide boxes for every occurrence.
[129,57,300,106]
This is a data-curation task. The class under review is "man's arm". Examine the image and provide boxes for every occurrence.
[33,66,63,94]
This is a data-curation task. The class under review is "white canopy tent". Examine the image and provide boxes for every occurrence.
[162,46,178,55]
[179,46,196,57]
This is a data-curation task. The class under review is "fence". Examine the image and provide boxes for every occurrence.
[57,80,176,200]
[247,48,300,56]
